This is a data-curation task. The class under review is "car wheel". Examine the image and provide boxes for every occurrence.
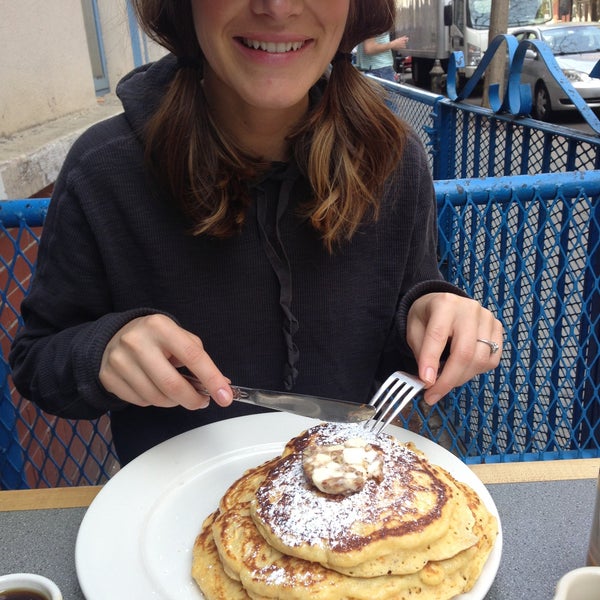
[533,82,553,121]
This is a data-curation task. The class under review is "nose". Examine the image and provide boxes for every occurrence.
[250,0,303,19]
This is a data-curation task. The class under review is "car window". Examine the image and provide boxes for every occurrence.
[589,34,600,51]
[542,27,600,54]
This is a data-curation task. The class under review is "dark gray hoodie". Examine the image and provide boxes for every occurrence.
[10,54,463,464]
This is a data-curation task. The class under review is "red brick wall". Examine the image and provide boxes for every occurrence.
[1,222,118,488]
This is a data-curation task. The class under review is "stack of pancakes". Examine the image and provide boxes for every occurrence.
[192,422,498,600]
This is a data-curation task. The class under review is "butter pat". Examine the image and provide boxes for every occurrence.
[302,437,384,495]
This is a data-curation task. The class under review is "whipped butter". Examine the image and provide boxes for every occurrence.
[302,437,384,495]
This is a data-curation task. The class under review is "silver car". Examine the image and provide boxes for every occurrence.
[510,23,600,121]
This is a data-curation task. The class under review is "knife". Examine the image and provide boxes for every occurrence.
[179,372,375,423]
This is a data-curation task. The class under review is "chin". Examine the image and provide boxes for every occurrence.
[241,77,316,110]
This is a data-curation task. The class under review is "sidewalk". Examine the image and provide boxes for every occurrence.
[0,95,123,200]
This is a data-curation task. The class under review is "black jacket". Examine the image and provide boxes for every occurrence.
[10,55,463,463]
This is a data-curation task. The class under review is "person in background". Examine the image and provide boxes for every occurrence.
[356,32,409,81]
[9,0,502,465]
[558,0,572,21]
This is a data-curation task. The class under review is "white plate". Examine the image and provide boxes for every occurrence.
[76,413,502,600]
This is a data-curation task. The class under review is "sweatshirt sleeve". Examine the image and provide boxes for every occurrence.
[8,174,172,420]
[390,132,468,356]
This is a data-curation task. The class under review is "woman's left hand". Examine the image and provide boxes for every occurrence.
[406,292,503,405]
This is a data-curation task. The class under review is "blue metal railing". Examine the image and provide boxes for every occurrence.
[0,200,118,489]
[0,199,50,227]
[376,33,600,180]
[381,80,600,180]
[428,172,600,462]
[2,169,600,488]
[4,34,600,485]
[447,34,600,134]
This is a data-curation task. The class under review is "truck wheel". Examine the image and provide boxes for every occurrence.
[533,82,553,121]
[412,58,435,89]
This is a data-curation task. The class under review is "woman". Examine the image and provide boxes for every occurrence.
[356,33,409,81]
[9,0,502,464]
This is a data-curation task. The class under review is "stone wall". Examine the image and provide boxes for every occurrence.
[0,0,166,199]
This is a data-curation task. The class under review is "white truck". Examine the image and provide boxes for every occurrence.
[395,0,554,89]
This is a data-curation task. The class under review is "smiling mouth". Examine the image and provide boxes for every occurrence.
[240,38,306,54]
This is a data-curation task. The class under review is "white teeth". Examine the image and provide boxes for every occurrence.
[242,38,304,53]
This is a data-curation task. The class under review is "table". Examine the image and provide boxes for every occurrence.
[1,459,599,600]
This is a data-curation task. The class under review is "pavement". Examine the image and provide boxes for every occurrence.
[0,95,123,200]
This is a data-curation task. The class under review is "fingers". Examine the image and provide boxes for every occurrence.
[423,330,502,405]
[407,294,468,388]
[104,357,212,410]
[100,314,233,410]
[100,364,184,409]
[407,293,503,405]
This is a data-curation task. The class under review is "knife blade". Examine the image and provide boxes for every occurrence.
[180,373,375,423]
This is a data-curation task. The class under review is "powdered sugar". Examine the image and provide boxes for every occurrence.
[253,422,446,552]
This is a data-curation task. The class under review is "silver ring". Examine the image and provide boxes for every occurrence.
[477,338,499,355]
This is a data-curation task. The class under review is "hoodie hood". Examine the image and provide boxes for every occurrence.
[116,53,179,140]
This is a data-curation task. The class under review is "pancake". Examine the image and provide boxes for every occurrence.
[251,423,479,574]
[192,511,252,600]
[206,458,496,599]
[219,457,282,513]
[191,422,498,600]
[332,471,480,577]
[192,459,282,600]
[452,478,498,590]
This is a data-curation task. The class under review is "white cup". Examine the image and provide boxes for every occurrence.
[553,567,600,600]
[0,573,62,600]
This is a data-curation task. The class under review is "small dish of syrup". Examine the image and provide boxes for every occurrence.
[0,590,49,600]
[0,573,60,600]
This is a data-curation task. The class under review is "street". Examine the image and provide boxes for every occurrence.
[457,93,600,136]
[393,68,600,137]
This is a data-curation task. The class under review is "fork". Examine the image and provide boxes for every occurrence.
[365,371,425,434]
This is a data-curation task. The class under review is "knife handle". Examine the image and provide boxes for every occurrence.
[180,372,248,400]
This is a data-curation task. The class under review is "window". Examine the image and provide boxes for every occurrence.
[81,0,109,95]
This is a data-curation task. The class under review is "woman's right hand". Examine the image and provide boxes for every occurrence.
[391,36,409,51]
[99,314,233,410]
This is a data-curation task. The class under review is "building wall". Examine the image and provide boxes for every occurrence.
[0,0,167,199]
[0,0,98,137]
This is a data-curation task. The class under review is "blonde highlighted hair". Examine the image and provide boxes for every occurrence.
[131,0,408,250]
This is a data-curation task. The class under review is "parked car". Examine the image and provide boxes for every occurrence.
[510,22,600,121]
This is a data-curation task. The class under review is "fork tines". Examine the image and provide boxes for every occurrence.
[366,371,425,435]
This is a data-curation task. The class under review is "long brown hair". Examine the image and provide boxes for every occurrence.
[131,0,408,250]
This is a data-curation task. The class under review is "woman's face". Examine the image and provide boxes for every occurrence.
[191,0,350,113]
